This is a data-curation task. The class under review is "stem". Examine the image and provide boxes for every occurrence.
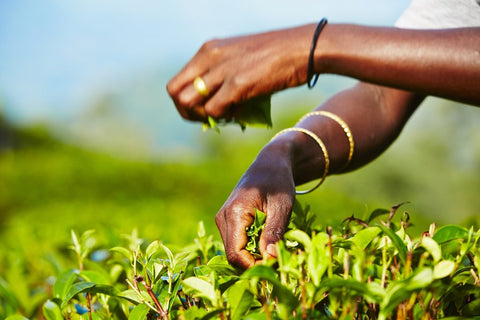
[404,251,412,277]
[144,281,169,320]
[86,293,93,320]
[381,239,388,288]
[327,226,333,278]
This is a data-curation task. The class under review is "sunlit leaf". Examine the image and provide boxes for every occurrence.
[42,300,63,320]
[145,240,160,260]
[420,236,442,263]
[5,316,30,320]
[182,277,217,306]
[349,226,381,250]
[432,225,469,244]
[284,229,311,252]
[433,260,456,279]
[61,282,96,308]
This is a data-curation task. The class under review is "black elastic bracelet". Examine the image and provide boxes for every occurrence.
[307,18,328,89]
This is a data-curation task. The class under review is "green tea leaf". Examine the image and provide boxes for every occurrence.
[110,247,133,262]
[226,280,254,320]
[128,303,151,320]
[433,225,470,244]
[367,208,390,223]
[182,277,217,306]
[433,260,456,279]
[79,270,111,285]
[61,282,96,308]
[160,243,175,266]
[5,316,30,320]
[242,265,298,317]
[284,229,311,252]
[377,224,407,264]
[420,236,442,263]
[321,278,383,303]
[53,269,78,300]
[349,226,381,250]
[118,289,151,304]
[145,240,160,260]
[42,300,63,320]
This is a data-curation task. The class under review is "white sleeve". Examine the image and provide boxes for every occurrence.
[395,0,480,29]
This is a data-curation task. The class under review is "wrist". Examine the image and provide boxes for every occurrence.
[265,129,327,186]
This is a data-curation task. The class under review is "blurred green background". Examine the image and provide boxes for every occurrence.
[0,1,479,317]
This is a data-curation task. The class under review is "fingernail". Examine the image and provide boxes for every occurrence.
[266,244,277,257]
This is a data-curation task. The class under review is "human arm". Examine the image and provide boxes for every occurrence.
[166,23,480,122]
[215,83,425,269]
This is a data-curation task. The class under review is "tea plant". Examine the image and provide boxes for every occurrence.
[3,202,479,320]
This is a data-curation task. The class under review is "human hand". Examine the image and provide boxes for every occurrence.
[166,25,313,122]
[215,144,296,269]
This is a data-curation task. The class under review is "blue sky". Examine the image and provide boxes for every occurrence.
[0,0,411,124]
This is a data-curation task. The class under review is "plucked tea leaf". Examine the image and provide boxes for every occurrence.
[234,96,272,130]
[245,209,267,258]
[203,96,272,131]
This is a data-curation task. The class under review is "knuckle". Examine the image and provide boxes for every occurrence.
[263,226,284,242]
[199,38,222,56]
[225,250,247,268]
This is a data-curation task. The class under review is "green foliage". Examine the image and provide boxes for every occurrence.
[1,106,479,319]
[3,202,479,319]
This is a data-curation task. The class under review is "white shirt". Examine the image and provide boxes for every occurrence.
[395,0,480,29]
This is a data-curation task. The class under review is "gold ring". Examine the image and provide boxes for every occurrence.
[193,76,209,97]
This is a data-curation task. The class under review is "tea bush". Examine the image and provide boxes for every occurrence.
[3,201,479,320]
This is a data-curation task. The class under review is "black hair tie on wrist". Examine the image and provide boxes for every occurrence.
[307,18,328,89]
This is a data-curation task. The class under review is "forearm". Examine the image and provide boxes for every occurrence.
[314,24,480,106]
[266,83,424,186]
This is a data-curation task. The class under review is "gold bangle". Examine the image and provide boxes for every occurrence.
[298,110,354,169]
[271,127,329,195]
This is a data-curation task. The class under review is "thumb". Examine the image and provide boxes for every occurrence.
[259,200,293,259]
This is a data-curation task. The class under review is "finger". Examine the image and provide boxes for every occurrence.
[216,207,256,269]
[174,73,227,122]
[204,82,239,119]
[259,197,293,259]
